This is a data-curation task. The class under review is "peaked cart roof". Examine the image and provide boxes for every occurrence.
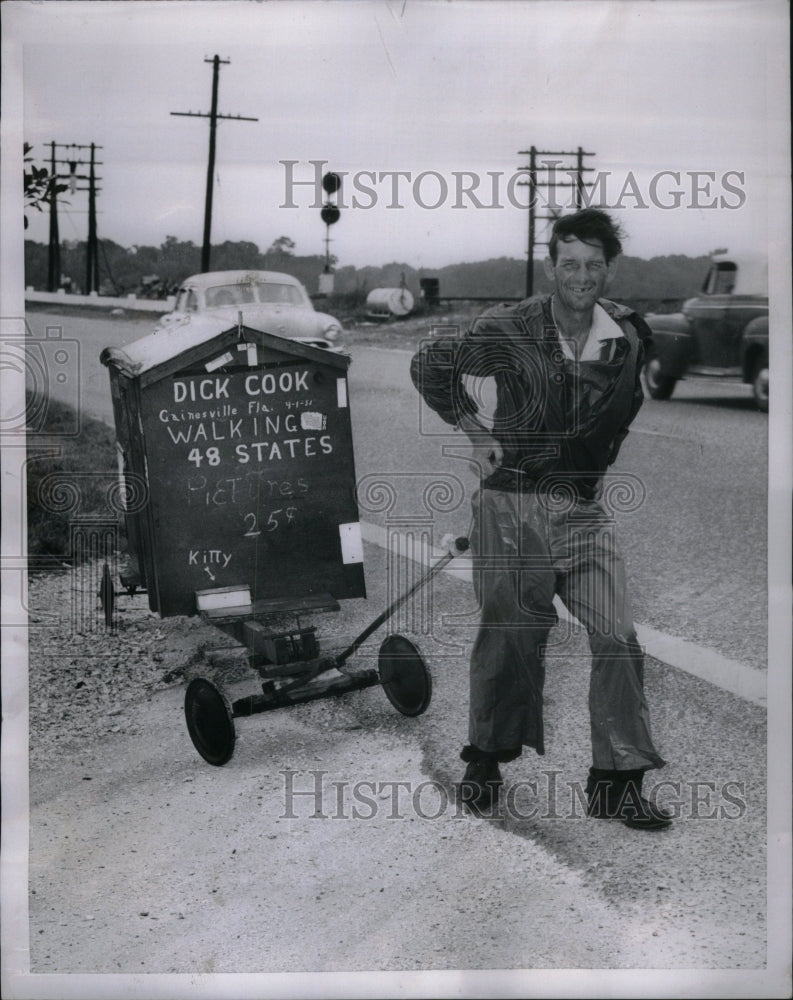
[100,321,349,379]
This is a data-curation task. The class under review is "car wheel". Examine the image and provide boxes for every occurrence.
[644,355,677,400]
[751,355,769,412]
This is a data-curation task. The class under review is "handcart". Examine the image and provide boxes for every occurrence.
[100,317,465,766]
[183,533,468,765]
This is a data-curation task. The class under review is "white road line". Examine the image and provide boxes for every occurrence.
[360,520,766,708]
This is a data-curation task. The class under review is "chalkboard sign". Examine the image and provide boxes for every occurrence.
[103,326,365,617]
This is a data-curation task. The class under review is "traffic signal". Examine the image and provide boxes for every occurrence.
[320,172,341,275]
[321,172,341,227]
[322,172,342,196]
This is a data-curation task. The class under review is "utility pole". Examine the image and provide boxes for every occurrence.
[171,55,258,273]
[517,145,596,297]
[45,142,103,292]
[48,142,60,292]
[86,143,99,295]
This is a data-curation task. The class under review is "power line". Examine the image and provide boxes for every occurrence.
[516,146,596,297]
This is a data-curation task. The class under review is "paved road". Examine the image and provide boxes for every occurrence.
[16,307,782,991]
[23,308,768,666]
[347,347,768,668]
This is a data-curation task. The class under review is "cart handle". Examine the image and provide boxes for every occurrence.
[334,536,469,667]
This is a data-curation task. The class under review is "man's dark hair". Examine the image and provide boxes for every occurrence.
[548,208,625,264]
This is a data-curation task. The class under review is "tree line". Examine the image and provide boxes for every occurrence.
[24,235,712,310]
[22,148,713,309]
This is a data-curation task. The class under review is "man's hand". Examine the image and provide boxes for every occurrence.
[469,434,504,476]
[456,414,503,476]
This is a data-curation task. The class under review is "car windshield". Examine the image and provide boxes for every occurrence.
[204,281,306,308]
[205,284,256,307]
[703,263,737,295]
[254,282,305,305]
[174,289,199,312]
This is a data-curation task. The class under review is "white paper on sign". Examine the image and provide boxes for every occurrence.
[205,352,235,372]
[300,411,326,431]
[339,522,363,564]
[195,585,252,611]
[236,343,258,366]
[337,378,348,408]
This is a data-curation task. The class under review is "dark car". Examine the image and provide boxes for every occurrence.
[643,255,769,411]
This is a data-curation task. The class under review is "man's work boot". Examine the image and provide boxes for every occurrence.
[459,759,503,816]
[586,767,673,830]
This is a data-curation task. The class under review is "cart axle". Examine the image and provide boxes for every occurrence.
[231,668,381,717]
[184,537,468,765]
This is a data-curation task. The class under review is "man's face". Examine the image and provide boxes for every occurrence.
[544,237,615,313]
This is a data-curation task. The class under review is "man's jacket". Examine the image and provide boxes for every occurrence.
[410,294,652,495]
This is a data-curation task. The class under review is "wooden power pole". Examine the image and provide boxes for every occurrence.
[47,142,60,292]
[171,55,258,273]
[46,142,102,292]
[517,145,596,298]
[86,143,99,294]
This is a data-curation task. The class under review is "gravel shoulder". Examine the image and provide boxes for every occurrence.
[17,543,770,988]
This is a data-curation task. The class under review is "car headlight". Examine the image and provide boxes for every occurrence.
[323,324,342,341]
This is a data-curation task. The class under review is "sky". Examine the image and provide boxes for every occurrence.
[6,0,791,270]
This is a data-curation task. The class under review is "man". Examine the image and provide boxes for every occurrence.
[410,208,671,830]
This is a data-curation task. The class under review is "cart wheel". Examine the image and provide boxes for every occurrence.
[99,563,115,629]
[184,678,236,766]
[378,635,432,717]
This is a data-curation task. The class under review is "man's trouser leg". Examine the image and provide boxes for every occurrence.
[552,499,665,772]
[468,489,557,757]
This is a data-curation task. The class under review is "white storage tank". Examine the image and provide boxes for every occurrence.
[366,287,414,319]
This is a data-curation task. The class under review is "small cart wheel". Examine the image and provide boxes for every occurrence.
[185,678,236,766]
[99,563,115,629]
[378,634,432,717]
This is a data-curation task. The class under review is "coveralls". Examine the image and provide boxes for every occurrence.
[410,294,665,772]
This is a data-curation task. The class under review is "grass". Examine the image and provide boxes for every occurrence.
[26,392,120,564]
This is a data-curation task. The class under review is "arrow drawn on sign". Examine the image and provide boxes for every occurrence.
[204,566,216,582]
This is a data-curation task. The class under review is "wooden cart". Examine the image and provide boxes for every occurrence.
[101,318,463,765]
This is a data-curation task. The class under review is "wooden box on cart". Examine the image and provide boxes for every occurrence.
[101,323,365,618]
[101,320,443,766]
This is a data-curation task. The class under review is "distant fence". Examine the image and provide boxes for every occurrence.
[25,288,175,313]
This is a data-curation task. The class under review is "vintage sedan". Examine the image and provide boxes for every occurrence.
[154,270,344,351]
[643,255,769,411]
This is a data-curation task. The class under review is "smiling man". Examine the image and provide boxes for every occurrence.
[411,208,672,830]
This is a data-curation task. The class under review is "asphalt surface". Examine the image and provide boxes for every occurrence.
[22,306,768,666]
[347,345,768,668]
[13,305,784,995]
